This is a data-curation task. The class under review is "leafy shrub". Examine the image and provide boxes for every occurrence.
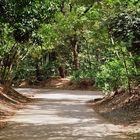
[95,58,135,93]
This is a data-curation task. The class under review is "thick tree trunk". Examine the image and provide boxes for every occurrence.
[70,34,80,70]
[58,66,65,78]
[49,52,56,62]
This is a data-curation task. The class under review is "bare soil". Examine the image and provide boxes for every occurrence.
[87,87,140,125]
[18,77,97,91]
[0,85,32,129]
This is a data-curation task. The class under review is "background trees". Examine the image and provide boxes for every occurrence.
[0,0,139,93]
[0,0,58,84]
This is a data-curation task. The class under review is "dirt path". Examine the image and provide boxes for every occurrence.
[0,89,138,140]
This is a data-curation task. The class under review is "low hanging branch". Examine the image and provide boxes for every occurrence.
[79,4,93,17]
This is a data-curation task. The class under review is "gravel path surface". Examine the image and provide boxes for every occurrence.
[0,89,137,140]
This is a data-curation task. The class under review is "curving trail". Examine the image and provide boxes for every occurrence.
[0,89,136,140]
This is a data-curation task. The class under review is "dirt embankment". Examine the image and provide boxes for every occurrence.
[88,87,140,125]
[0,85,32,128]
[17,77,97,91]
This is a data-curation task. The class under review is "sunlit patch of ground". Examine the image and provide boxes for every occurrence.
[18,77,96,91]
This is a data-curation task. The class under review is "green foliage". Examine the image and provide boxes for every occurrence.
[0,0,139,93]
[14,61,36,81]
[109,11,140,54]
[0,0,59,84]
[96,59,129,92]
[72,70,95,81]
[0,0,58,44]
[70,0,139,93]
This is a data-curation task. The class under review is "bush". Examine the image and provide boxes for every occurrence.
[95,59,135,93]
[72,69,95,82]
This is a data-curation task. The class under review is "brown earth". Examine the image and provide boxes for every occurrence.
[87,87,140,125]
[0,85,32,129]
[18,77,97,91]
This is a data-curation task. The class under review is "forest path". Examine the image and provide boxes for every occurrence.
[0,89,135,140]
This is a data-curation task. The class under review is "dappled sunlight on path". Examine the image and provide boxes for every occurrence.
[0,89,137,140]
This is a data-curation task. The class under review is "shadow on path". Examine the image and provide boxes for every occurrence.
[0,89,137,140]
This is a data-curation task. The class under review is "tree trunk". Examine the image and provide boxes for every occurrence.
[58,66,65,78]
[70,34,80,70]
[121,49,132,96]
[72,44,79,70]
[60,0,65,14]
[35,62,41,81]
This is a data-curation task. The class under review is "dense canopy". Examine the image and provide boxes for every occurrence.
[0,0,139,93]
